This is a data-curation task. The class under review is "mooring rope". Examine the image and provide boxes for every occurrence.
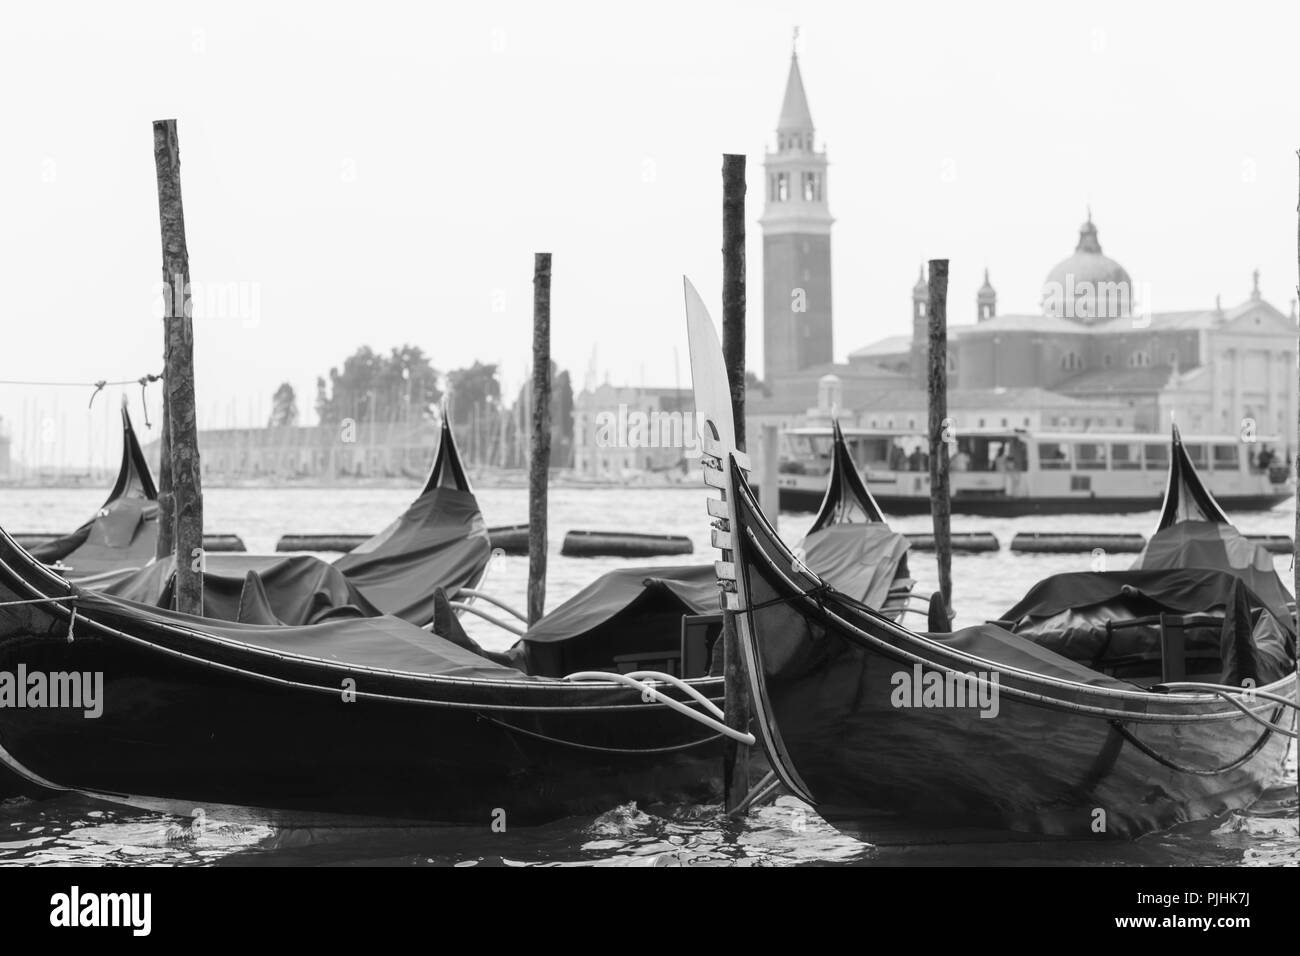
[477,712,723,755]
[1156,681,1299,738]
[0,371,163,420]
[563,670,752,744]
[0,594,78,642]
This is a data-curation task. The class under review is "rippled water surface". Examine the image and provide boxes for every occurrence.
[1,485,1296,866]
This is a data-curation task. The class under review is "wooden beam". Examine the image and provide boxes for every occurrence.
[152,119,203,615]
[527,252,552,626]
[926,258,953,614]
[721,153,751,813]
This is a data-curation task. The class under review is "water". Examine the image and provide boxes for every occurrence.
[0,485,1296,866]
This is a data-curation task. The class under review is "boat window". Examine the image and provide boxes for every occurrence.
[1038,442,1070,469]
[1184,443,1207,467]
[1110,442,1141,470]
[1212,444,1239,470]
[1075,442,1107,470]
[1143,443,1169,471]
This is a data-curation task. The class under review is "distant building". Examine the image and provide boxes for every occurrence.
[156,421,445,482]
[754,46,1300,457]
[573,384,694,478]
[761,50,834,383]
[849,219,1298,447]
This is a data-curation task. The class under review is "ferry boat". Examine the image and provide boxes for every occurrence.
[777,426,1293,516]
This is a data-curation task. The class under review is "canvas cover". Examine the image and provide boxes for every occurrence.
[334,417,491,624]
[922,621,1135,689]
[75,585,530,682]
[520,564,719,676]
[1130,520,1293,629]
[800,523,911,607]
[30,406,159,578]
[999,568,1294,685]
[102,553,382,626]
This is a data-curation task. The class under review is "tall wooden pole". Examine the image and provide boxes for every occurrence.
[927,258,953,614]
[527,253,552,626]
[155,399,173,558]
[1293,149,1299,814]
[721,153,751,812]
[152,119,203,615]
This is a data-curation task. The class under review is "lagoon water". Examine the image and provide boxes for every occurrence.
[1,485,1296,866]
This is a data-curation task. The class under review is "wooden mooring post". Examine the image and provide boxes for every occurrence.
[1292,149,1299,816]
[926,258,953,618]
[152,119,203,615]
[721,153,751,813]
[527,253,552,626]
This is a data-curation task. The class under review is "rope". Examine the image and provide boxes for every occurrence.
[563,670,752,744]
[1110,711,1283,775]
[477,712,723,755]
[0,595,78,642]
[0,596,78,608]
[1155,681,1299,738]
[0,371,163,422]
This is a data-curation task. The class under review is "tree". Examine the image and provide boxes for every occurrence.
[508,360,574,468]
[268,382,299,427]
[446,362,501,425]
[316,345,442,425]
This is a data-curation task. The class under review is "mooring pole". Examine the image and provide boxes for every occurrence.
[927,258,953,615]
[155,396,173,559]
[527,253,552,626]
[152,118,204,615]
[1292,149,1299,815]
[721,153,751,813]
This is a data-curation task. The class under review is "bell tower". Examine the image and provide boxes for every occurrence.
[761,39,834,383]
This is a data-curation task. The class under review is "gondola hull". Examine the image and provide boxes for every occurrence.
[766,636,1292,838]
[0,544,724,825]
[737,460,1296,839]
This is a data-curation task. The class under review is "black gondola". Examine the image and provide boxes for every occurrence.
[0,523,732,823]
[680,276,1297,840]
[63,414,493,629]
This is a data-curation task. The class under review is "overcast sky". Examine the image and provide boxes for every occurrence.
[3,0,1299,468]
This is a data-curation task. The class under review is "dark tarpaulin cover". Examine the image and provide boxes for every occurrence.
[333,486,491,625]
[999,567,1295,685]
[922,621,1135,689]
[101,553,382,626]
[521,564,719,676]
[1130,520,1293,628]
[76,586,532,682]
[800,524,910,607]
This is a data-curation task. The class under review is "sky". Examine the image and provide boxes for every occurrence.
[3,0,1299,469]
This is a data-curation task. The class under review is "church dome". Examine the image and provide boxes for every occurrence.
[1042,215,1132,322]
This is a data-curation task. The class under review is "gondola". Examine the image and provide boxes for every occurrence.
[26,404,159,582]
[683,277,1297,840]
[59,413,494,629]
[0,516,736,822]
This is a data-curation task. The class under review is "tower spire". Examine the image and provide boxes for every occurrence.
[777,49,814,135]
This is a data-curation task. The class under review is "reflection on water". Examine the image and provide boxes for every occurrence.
[0,487,1296,866]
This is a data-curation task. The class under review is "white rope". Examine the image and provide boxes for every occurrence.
[457,588,528,623]
[444,602,526,637]
[563,670,754,745]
